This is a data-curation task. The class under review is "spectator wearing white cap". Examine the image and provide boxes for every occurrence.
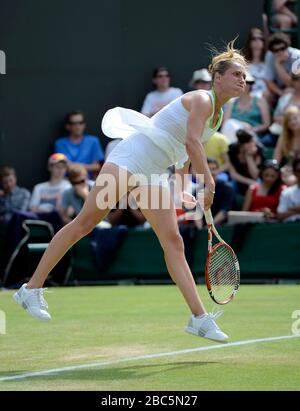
[30,153,71,213]
[189,69,212,91]
[141,67,183,117]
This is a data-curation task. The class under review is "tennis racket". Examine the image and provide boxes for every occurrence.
[204,209,240,305]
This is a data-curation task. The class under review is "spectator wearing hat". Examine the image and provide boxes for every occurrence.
[222,72,271,145]
[55,110,104,180]
[30,153,71,214]
[265,32,300,98]
[189,69,212,91]
[242,159,285,218]
[141,67,183,117]
[0,166,31,224]
[277,157,300,222]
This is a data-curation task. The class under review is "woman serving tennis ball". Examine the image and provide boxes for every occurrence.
[14,40,247,343]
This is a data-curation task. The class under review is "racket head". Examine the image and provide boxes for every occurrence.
[205,241,240,305]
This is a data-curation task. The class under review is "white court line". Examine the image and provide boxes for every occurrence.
[0,334,299,382]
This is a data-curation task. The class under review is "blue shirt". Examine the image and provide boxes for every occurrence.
[54,135,104,178]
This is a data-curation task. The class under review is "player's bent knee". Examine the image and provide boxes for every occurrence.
[161,232,185,255]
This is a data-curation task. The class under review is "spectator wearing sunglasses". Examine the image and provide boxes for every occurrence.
[60,164,94,224]
[54,111,104,180]
[265,33,300,99]
[141,67,183,117]
[244,28,269,98]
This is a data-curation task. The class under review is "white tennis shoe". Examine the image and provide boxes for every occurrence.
[13,283,51,321]
[185,311,229,343]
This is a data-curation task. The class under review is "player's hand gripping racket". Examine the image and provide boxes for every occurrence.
[204,208,240,305]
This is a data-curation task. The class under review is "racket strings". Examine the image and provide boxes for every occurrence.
[207,244,239,303]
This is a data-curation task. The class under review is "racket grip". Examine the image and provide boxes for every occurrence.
[204,209,214,225]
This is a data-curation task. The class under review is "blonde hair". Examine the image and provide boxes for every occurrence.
[281,105,300,156]
[208,38,247,81]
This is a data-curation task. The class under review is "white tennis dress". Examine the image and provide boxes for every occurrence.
[102,89,223,185]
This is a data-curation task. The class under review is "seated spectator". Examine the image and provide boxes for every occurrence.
[55,111,104,180]
[206,158,236,224]
[274,105,300,161]
[271,0,298,30]
[277,157,300,221]
[189,68,212,90]
[106,192,146,228]
[141,67,183,117]
[60,164,93,224]
[204,132,230,176]
[244,27,269,98]
[30,153,71,213]
[273,72,300,126]
[228,129,265,195]
[0,166,30,224]
[242,159,285,218]
[222,72,271,144]
[265,32,300,99]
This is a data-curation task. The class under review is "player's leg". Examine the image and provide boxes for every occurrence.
[133,184,205,315]
[133,184,228,342]
[13,163,135,319]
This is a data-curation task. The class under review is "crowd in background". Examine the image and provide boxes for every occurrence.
[1,0,300,281]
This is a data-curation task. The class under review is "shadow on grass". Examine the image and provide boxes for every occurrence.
[4,361,219,383]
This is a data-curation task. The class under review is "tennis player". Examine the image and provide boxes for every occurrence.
[14,41,247,342]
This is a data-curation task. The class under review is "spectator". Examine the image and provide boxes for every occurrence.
[273,72,300,125]
[222,72,271,144]
[244,27,269,98]
[265,32,300,98]
[189,68,212,90]
[271,0,298,30]
[277,157,300,221]
[30,153,71,213]
[207,158,236,224]
[141,67,183,117]
[60,164,93,224]
[228,129,265,195]
[204,132,230,175]
[0,166,30,224]
[242,159,285,218]
[55,110,104,180]
[273,105,300,162]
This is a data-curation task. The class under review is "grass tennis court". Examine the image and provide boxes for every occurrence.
[0,285,299,391]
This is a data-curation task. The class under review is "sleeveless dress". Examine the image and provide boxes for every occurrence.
[102,89,223,185]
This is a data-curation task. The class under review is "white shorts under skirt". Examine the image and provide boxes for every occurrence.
[105,132,173,186]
